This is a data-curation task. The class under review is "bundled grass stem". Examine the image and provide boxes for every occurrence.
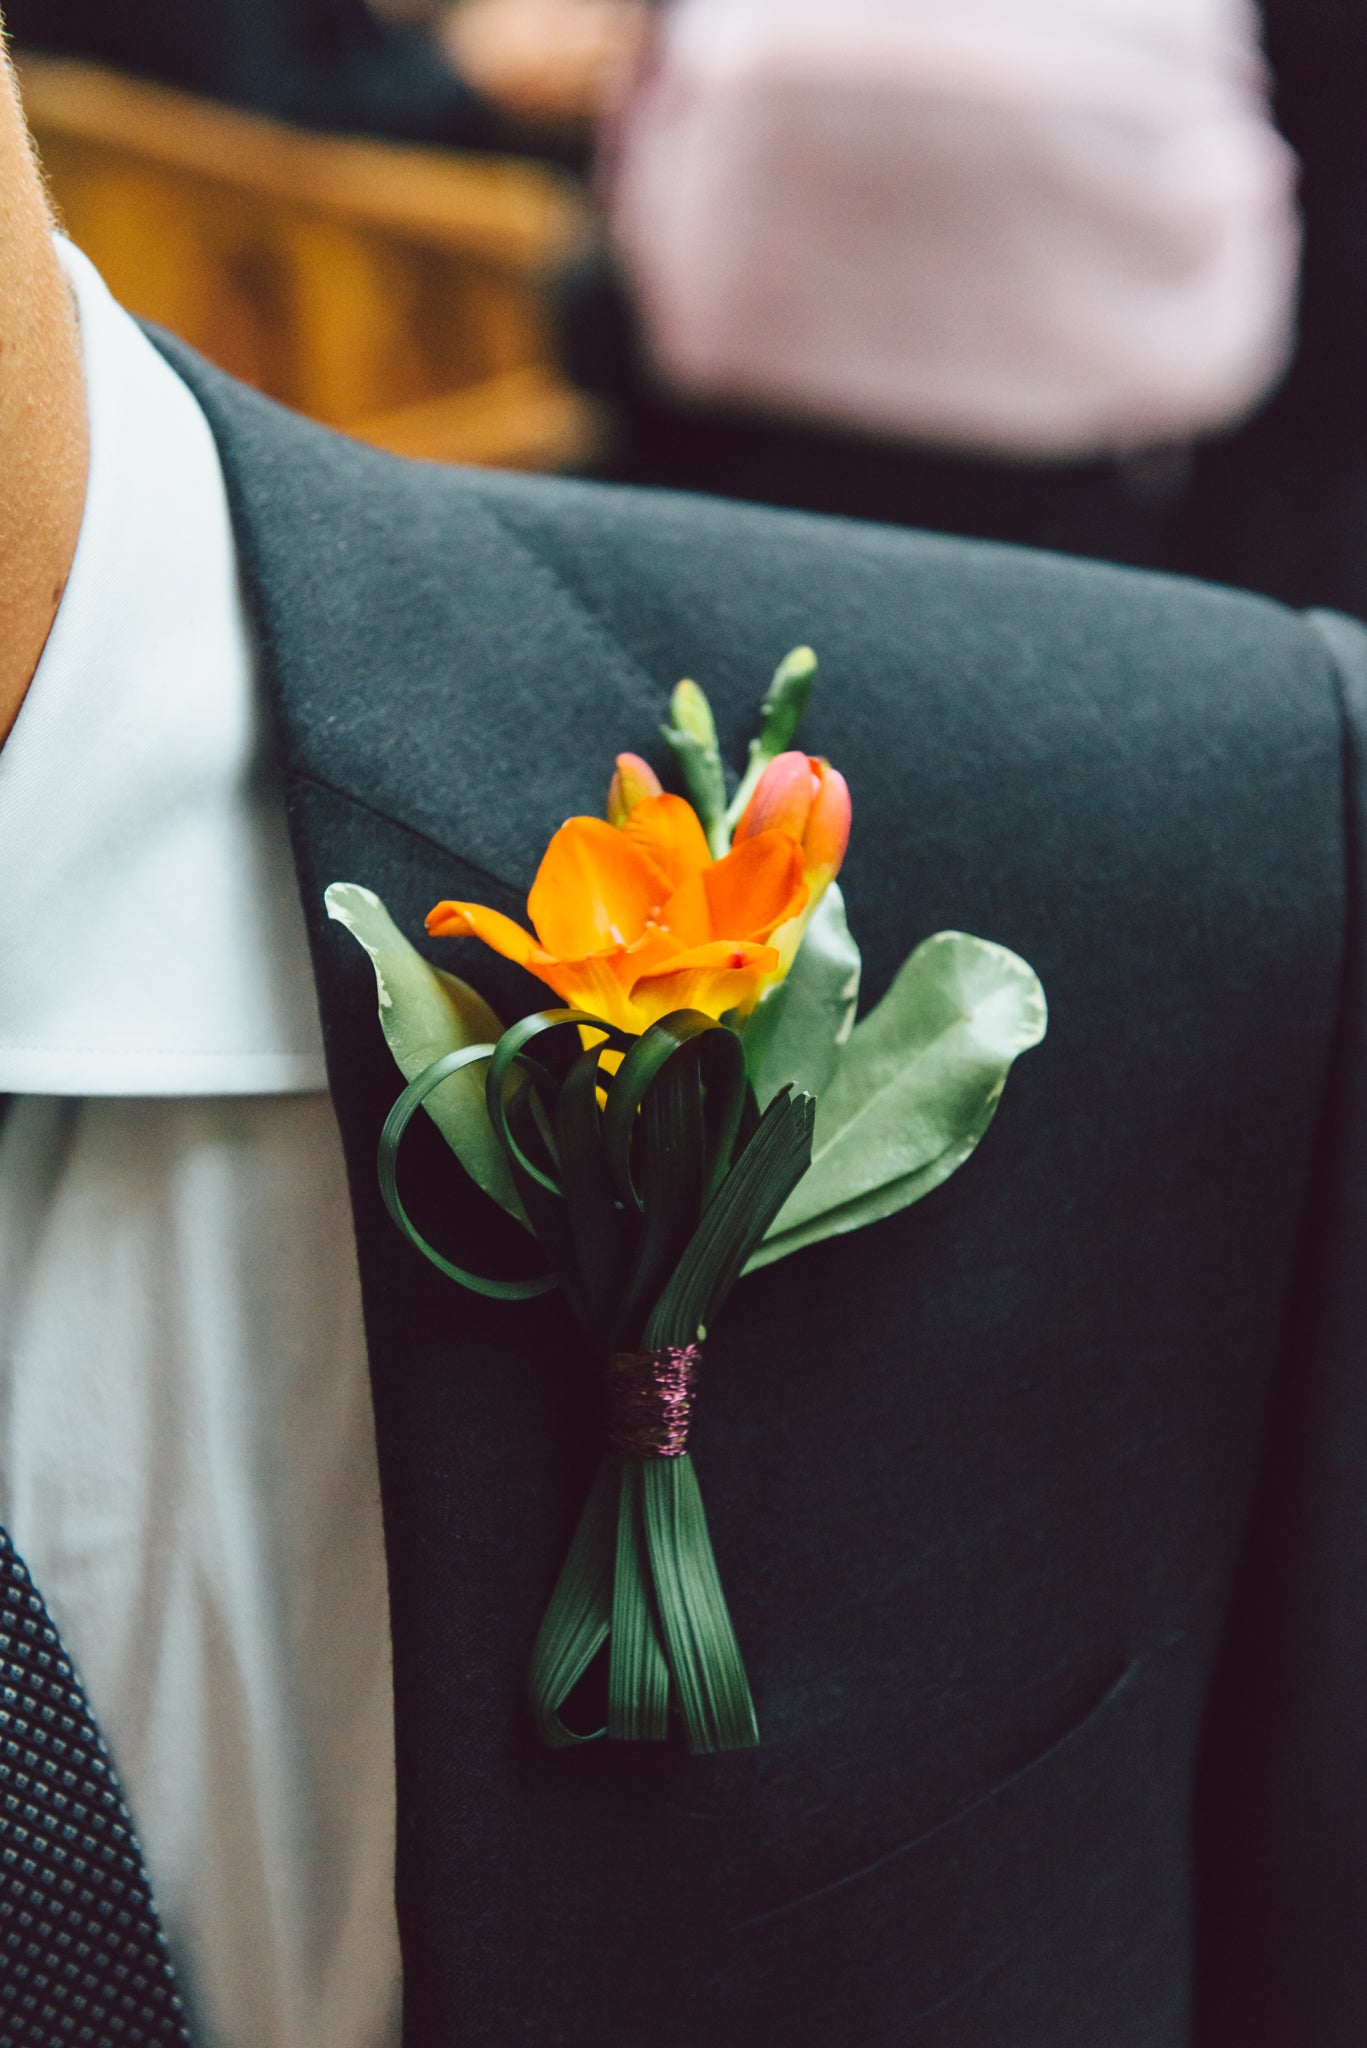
[381,1004,814,1752]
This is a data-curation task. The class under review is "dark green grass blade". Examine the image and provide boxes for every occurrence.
[697,1026,748,1207]
[556,1046,630,1349]
[487,1009,628,1196]
[616,1054,707,1346]
[606,1013,749,1344]
[642,1456,759,1754]
[528,1453,619,1748]
[646,1088,816,1346]
[602,1011,745,1214]
[503,1085,590,1329]
[607,1459,671,1741]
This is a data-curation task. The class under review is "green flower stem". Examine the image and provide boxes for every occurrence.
[725,645,819,833]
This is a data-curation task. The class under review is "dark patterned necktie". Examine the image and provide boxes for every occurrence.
[0,1105,192,2046]
[0,1531,192,2046]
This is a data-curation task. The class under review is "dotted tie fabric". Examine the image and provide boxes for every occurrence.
[0,1527,192,2046]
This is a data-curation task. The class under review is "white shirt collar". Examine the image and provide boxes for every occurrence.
[0,241,327,1095]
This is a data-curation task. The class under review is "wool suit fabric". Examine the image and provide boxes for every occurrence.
[146,328,1367,2047]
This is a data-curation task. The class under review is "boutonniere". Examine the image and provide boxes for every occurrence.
[328,650,1045,1754]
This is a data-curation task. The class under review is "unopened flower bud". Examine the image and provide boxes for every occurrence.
[802,761,852,884]
[607,752,663,828]
[735,752,851,888]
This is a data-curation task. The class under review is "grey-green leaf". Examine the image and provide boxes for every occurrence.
[746,931,1045,1270]
[746,1101,1000,1270]
[739,883,861,1107]
[325,882,528,1227]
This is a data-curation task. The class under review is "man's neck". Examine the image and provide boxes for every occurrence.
[0,55,89,742]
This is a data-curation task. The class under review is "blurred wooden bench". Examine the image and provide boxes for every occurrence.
[15,51,604,470]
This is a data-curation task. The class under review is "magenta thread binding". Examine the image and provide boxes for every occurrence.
[605,1346,701,1459]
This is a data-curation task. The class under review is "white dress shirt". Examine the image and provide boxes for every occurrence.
[0,242,402,2047]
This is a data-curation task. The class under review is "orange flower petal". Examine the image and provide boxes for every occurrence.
[620,793,713,892]
[621,920,689,979]
[537,952,645,1034]
[653,871,712,951]
[426,900,549,972]
[528,816,671,959]
[699,829,808,943]
[628,941,780,1027]
[804,762,852,879]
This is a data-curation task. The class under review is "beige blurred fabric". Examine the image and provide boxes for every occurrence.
[609,0,1300,457]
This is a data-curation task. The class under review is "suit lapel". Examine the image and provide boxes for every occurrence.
[148,326,666,890]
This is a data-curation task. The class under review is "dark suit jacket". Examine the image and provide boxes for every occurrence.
[149,329,1367,2047]
[5,0,501,149]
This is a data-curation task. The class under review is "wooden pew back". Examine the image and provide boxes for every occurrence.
[15,52,602,469]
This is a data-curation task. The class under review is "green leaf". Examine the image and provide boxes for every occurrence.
[747,1100,1000,1271]
[739,882,861,1107]
[325,882,526,1226]
[725,645,819,830]
[747,931,1046,1271]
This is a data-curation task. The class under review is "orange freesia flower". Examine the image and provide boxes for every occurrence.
[734,753,852,969]
[734,753,851,889]
[427,793,809,1035]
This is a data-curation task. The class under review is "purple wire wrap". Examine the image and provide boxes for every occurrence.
[605,1346,701,1459]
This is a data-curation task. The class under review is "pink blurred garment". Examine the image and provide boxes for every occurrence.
[609,0,1300,456]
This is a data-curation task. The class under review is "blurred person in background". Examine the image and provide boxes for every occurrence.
[574,0,1298,568]
[1182,0,1367,618]
[3,0,647,156]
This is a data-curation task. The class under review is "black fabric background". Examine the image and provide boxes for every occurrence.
[152,330,1367,2046]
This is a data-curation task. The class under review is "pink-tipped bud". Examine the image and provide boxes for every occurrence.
[607,752,663,828]
[735,753,851,885]
[803,761,852,882]
[734,752,819,844]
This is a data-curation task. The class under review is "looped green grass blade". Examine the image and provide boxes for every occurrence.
[502,1082,589,1327]
[528,1453,619,1747]
[377,1046,558,1300]
[486,1009,625,1197]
